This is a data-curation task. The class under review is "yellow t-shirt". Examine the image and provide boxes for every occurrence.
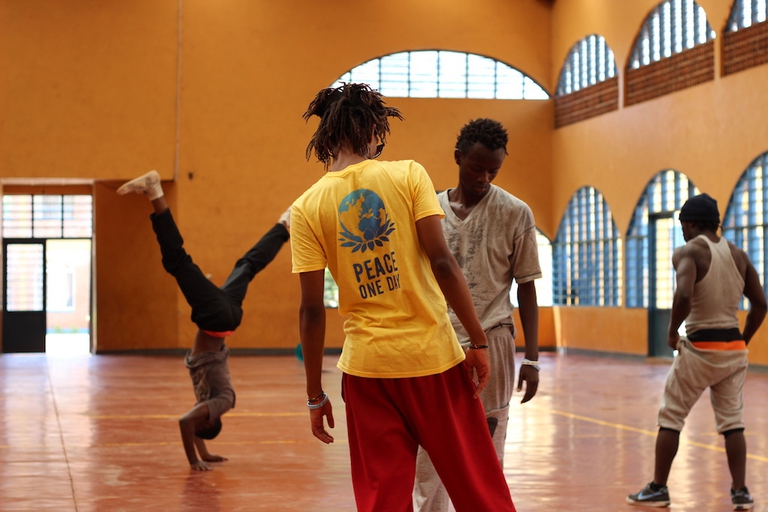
[291,159,465,378]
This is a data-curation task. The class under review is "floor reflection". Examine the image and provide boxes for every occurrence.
[1,352,766,511]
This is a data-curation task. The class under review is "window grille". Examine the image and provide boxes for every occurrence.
[556,35,618,96]
[629,0,715,69]
[553,187,622,306]
[722,151,768,308]
[726,0,768,31]
[2,195,93,239]
[625,171,699,308]
[5,244,44,311]
[333,51,549,100]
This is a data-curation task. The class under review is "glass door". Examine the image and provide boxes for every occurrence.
[3,240,46,352]
[648,213,685,357]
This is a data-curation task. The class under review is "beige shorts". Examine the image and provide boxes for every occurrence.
[658,338,748,433]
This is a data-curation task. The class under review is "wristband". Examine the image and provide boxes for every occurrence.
[468,344,489,349]
[307,392,328,409]
[521,358,540,371]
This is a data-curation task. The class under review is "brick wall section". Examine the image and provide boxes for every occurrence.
[625,40,714,106]
[555,77,619,128]
[723,21,768,76]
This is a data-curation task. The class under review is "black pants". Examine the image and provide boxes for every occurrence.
[150,208,290,332]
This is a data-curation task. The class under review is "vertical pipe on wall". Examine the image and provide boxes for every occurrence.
[174,0,183,181]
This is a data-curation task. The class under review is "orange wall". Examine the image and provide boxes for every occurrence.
[382,98,555,235]
[0,0,553,351]
[514,306,557,350]
[0,0,179,179]
[3,0,768,363]
[553,307,648,355]
[549,0,768,236]
[170,0,553,351]
[549,67,768,239]
[93,181,179,351]
[549,0,768,362]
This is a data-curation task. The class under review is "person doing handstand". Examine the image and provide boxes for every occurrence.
[117,170,290,471]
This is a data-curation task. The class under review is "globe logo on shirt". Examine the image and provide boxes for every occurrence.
[338,189,396,253]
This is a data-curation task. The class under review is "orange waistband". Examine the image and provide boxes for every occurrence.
[202,329,234,338]
[690,340,746,351]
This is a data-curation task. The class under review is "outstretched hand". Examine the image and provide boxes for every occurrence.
[189,461,212,472]
[310,400,335,444]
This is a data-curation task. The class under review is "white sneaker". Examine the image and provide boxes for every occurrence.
[117,170,163,199]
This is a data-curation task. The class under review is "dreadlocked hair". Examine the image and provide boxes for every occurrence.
[455,118,508,154]
[303,83,404,169]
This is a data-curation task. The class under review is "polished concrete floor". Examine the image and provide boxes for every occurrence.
[1,351,767,511]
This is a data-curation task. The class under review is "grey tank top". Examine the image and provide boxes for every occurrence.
[685,235,744,334]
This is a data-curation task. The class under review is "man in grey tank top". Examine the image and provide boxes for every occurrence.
[628,193,767,510]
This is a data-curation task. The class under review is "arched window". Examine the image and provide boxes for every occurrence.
[726,0,767,30]
[722,151,768,308]
[625,0,715,105]
[626,170,699,308]
[510,229,553,307]
[333,51,549,100]
[557,35,617,96]
[723,0,768,75]
[555,35,619,126]
[629,0,715,69]
[553,187,622,306]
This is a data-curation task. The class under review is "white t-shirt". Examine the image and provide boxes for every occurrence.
[437,185,541,342]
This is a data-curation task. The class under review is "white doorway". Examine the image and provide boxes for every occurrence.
[45,239,92,355]
[2,193,93,354]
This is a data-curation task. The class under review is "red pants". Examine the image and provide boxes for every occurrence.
[342,363,516,512]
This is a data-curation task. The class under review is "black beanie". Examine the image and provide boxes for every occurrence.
[679,193,719,223]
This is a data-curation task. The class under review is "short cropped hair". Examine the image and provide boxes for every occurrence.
[455,118,508,154]
[693,220,720,232]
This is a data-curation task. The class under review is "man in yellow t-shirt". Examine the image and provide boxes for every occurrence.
[292,160,465,378]
[291,83,516,512]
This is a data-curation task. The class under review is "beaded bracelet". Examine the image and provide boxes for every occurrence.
[468,344,489,349]
[521,358,540,371]
[308,391,325,403]
[307,392,329,410]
